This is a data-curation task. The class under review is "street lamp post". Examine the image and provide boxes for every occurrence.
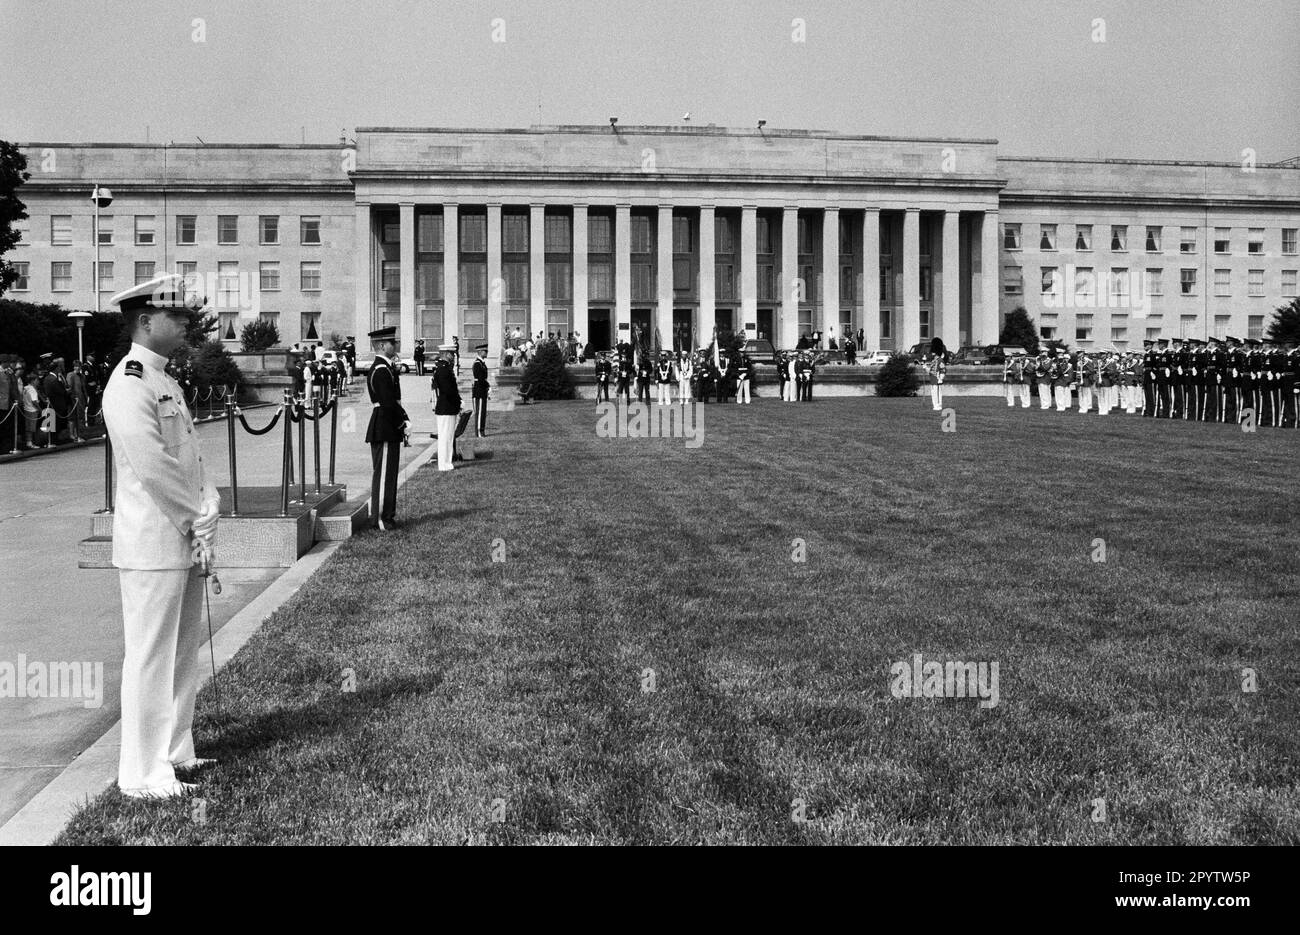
[90,185,113,316]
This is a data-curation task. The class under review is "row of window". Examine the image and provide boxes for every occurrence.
[31,215,324,247]
[1038,314,1270,343]
[1005,223,1298,255]
[1005,265,1299,298]
[9,261,322,293]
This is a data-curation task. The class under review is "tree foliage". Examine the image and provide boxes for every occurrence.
[875,353,920,397]
[0,140,30,297]
[520,339,576,400]
[1266,297,1300,346]
[998,306,1040,354]
[240,317,281,352]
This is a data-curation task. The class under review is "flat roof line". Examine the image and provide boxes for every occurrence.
[353,125,1000,145]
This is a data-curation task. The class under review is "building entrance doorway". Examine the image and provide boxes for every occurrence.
[756,308,774,343]
[588,308,611,351]
[672,308,694,353]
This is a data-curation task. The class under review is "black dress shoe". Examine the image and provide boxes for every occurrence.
[378,518,402,531]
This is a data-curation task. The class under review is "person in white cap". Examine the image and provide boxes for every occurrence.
[103,274,220,799]
[431,343,461,469]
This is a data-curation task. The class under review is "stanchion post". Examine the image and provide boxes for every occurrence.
[328,393,338,487]
[312,397,322,495]
[9,403,17,454]
[280,390,292,517]
[226,397,239,517]
[297,395,306,503]
[103,433,114,512]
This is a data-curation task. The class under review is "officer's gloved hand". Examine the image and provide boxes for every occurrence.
[192,499,220,546]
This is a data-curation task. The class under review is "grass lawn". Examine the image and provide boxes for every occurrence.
[55,395,1300,844]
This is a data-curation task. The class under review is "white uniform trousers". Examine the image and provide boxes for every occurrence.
[1078,386,1092,412]
[436,413,456,470]
[1019,385,1031,408]
[1005,384,1016,406]
[118,565,204,795]
[736,378,750,404]
[930,384,943,410]
[677,378,691,403]
[657,382,672,405]
[1038,384,1051,409]
[1054,386,1070,411]
[1098,386,1111,415]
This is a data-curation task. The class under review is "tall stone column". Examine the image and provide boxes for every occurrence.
[487,203,502,357]
[442,203,458,347]
[657,204,674,348]
[530,203,545,339]
[861,208,880,352]
[781,206,799,348]
[354,202,371,342]
[698,205,715,344]
[399,203,416,356]
[979,209,1000,345]
[902,207,921,351]
[615,204,631,338]
[572,204,588,350]
[821,207,839,344]
[740,205,757,334]
[941,209,960,351]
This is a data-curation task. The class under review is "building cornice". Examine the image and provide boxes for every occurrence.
[999,191,1300,210]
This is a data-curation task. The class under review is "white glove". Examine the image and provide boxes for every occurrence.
[192,498,219,546]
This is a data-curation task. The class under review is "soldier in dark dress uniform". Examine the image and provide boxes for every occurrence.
[471,343,490,437]
[615,345,632,405]
[365,326,408,531]
[595,353,612,403]
[635,355,652,406]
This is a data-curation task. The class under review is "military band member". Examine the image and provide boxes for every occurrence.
[676,350,694,403]
[431,342,461,471]
[1003,355,1017,407]
[615,348,632,405]
[1121,350,1141,415]
[655,352,674,405]
[471,343,490,437]
[1018,353,1034,408]
[1050,351,1071,412]
[595,352,613,403]
[1076,351,1094,414]
[104,275,220,799]
[365,326,410,523]
[1034,351,1052,409]
[735,352,752,404]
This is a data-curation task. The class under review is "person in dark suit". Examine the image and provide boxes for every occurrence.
[471,343,490,437]
[414,339,426,376]
[365,326,408,530]
[432,343,461,470]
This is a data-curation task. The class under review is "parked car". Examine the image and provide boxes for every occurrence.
[861,350,892,366]
[984,344,1029,364]
[742,338,777,365]
[355,355,416,374]
[950,345,993,365]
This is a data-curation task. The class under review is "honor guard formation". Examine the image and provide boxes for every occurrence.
[590,340,765,405]
[1001,337,1300,426]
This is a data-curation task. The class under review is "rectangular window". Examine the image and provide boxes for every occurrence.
[135,261,156,285]
[458,261,487,300]
[218,312,239,342]
[96,215,113,245]
[1075,314,1093,342]
[51,215,72,246]
[1248,269,1264,296]
[300,216,321,245]
[545,261,572,301]
[135,215,156,246]
[97,261,113,288]
[631,262,655,301]
[1180,227,1197,253]
[260,262,280,291]
[1248,229,1264,255]
[1214,228,1230,254]
[1003,223,1021,250]
[588,215,612,253]
[301,312,321,342]
[1180,315,1197,339]
[879,259,892,303]
[1109,268,1128,302]
[1180,268,1197,295]
[919,308,931,341]
[217,215,238,244]
[12,261,29,290]
[588,261,612,300]
[1283,270,1297,297]
[674,257,692,292]
[758,263,775,301]
[672,215,692,253]
[1039,320,1057,340]
[1003,266,1023,295]
[919,260,932,302]
[1146,268,1163,295]
[419,305,444,343]
[257,215,278,245]
[1283,229,1297,255]
[460,214,487,253]
[716,263,735,302]
[545,214,572,253]
[1214,268,1231,295]
[177,261,197,289]
[380,261,400,292]
[217,261,238,305]
[381,222,400,244]
[415,261,443,302]
[1041,266,1059,297]
[504,306,528,340]
[1075,267,1095,298]
[879,308,892,340]
[1145,323,1162,341]
[630,216,653,254]
[1248,315,1264,340]
[1214,315,1230,339]
[840,265,854,301]
[461,306,487,343]
[177,215,196,245]
[1110,225,1127,251]
[503,214,529,253]
[717,217,735,254]
[1039,224,1056,251]
[796,216,811,255]
[1145,226,1161,252]
[1111,324,1128,343]
[1075,224,1092,251]
[503,261,529,301]
[301,261,322,292]
[417,213,443,253]
[756,216,773,254]
[546,307,570,339]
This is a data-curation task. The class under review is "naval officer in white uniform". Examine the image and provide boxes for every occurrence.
[103,274,220,799]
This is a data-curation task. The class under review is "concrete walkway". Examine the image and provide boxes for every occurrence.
[0,375,447,828]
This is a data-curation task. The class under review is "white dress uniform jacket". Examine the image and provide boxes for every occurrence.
[103,343,217,569]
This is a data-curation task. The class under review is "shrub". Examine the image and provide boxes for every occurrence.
[520,340,576,400]
[999,306,1040,355]
[190,340,244,397]
[240,317,280,352]
[875,353,920,397]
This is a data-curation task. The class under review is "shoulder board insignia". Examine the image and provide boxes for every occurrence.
[125,360,144,379]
